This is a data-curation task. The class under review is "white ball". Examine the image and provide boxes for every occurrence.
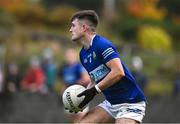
[62,85,86,112]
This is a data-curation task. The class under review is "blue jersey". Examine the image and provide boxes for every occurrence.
[80,35,146,104]
[63,63,85,86]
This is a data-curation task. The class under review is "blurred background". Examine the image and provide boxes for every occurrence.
[0,0,180,123]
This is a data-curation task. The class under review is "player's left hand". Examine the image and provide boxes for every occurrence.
[65,107,73,113]
[65,107,81,114]
[77,86,99,108]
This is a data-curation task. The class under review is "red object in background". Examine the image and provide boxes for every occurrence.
[21,67,45,92]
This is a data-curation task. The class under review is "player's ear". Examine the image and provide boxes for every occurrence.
[82,24,88,32]
[82,24,86,31]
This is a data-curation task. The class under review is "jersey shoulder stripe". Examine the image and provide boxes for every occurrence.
[102,47,115,59]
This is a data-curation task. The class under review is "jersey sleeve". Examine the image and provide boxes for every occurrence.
[96,41,120,64]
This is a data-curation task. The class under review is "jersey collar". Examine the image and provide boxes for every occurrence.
[90,34,96,46]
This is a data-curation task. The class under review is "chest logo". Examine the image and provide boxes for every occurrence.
[84,53,92,64]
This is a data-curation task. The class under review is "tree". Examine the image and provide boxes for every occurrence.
[158,0,180,16]
[41,0,103,14]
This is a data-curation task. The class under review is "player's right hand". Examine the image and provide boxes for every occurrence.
[77,86,99,109]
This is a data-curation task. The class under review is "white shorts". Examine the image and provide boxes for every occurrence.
[98,100,146,123]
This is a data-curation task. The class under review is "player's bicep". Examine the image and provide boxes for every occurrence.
[106,58,125,77]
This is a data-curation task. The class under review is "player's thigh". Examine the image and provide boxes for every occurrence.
[115,118,140,124]
[78,106,115,123]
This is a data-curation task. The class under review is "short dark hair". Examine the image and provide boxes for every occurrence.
[71,10,99,29]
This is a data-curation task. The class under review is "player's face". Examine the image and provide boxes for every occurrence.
[69,19,84,42]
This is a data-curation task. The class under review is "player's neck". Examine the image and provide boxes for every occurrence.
[81,32,96,49]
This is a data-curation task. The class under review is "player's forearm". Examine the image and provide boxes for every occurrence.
[96,68,125,91]
[86,81,95,88]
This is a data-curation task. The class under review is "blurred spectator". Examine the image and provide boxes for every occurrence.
[59,48,90,123]
[21,56,45,93]
[173,71,180,97]
[60,48,90,90]
[5,63,21,93]
[0,63,4,93]
[131,56,148,91]
[42,48,57,92]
